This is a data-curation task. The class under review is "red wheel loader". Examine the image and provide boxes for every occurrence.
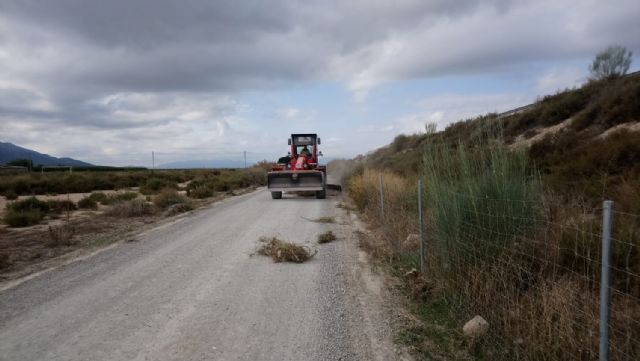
[268,134,327,199]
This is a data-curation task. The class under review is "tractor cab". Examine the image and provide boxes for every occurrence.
[268,133,327,199]
[289,134,321,164]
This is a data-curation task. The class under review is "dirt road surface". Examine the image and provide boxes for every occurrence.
[0,189,404,361]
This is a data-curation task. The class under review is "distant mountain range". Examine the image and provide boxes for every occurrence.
[158,159,247,169]
[0,142,94,167]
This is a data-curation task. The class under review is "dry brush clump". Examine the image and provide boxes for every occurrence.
[257,237,316,263]
[47,224,76,247]
[153,188,190,208]
[77,196,98,209]
[317,230,337,244]
[106,199,154,217]
[312,216,335,224]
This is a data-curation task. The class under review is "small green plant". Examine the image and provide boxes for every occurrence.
[187,185,214,199]
[317,230,337,244]
[88,192,108,204]
[8,196,49,213]
[78,196,98,209]
[106,199,153,217]
[3,209,45,227]
[46,199,77,213]
[153,188,190,208]
[4,190,18,200]
[140,177,178,195]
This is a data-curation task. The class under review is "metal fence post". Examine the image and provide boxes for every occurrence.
[599,200,614,361]
[418,179,425,273]
[379,174,384,217]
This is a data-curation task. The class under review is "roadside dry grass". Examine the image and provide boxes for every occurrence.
[257,237,316,263]
[0,184,260,283]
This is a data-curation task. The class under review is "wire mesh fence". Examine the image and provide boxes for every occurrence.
[364,172,639,361]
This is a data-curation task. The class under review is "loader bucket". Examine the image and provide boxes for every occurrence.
[267,170,325,192]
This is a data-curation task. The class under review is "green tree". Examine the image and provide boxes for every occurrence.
[7,158,34,170]
[589,45,633,79]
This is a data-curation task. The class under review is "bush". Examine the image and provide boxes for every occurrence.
[153,189,190,209]
[46,199,77,213]
[88,192,108,204]
[423,141,541,261]
[8,197,49,213]
[78,196,98,209]
[187,185,214,199]
[3,209,45,227]
[164,203,194,216]
[106,199,154,217]
[140,178,177,195]
[47,224,76,247]
[317,231,337,244]
[100,192,138,205]
[4,190,18,200]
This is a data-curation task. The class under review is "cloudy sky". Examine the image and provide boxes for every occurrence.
[1,0,639,166]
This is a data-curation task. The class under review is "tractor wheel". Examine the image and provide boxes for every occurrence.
[271,191,282,199]
[315,189,326,199]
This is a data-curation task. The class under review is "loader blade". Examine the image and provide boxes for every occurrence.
[267,171,325,192]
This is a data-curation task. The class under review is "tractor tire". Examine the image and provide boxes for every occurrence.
[315,189,326,199]
[271,191,282,199]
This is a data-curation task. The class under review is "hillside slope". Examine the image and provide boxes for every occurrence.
[364,73,640,208]
[0,142,93,167]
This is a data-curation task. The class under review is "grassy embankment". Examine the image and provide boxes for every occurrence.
[346,74,640,360]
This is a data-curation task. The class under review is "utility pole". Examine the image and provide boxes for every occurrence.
[244,151,247,168]
[152,151,155,171]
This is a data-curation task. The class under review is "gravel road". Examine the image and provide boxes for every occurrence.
[0,189,403,361]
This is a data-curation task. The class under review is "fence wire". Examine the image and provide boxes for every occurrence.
[371,176,639,361]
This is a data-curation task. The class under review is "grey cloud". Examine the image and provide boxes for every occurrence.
[0,0,637,164]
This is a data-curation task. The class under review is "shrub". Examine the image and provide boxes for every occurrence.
[78,196,98,209]
[153,188,190,209]
[317,231,337,244]
[4,190,18,200]
[187,185,214,199]
[164,203,194,216]
[46,199,77,213]
[140,177,177,195]
[106,199,153,217]
[423,141,541,261]
[3,209,45,227]
[47,224,76,247]
[88,192,108,204]
[8,196,49,213]
[100,192,138,205]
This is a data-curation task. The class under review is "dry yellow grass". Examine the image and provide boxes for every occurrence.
[257,237,316,263]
